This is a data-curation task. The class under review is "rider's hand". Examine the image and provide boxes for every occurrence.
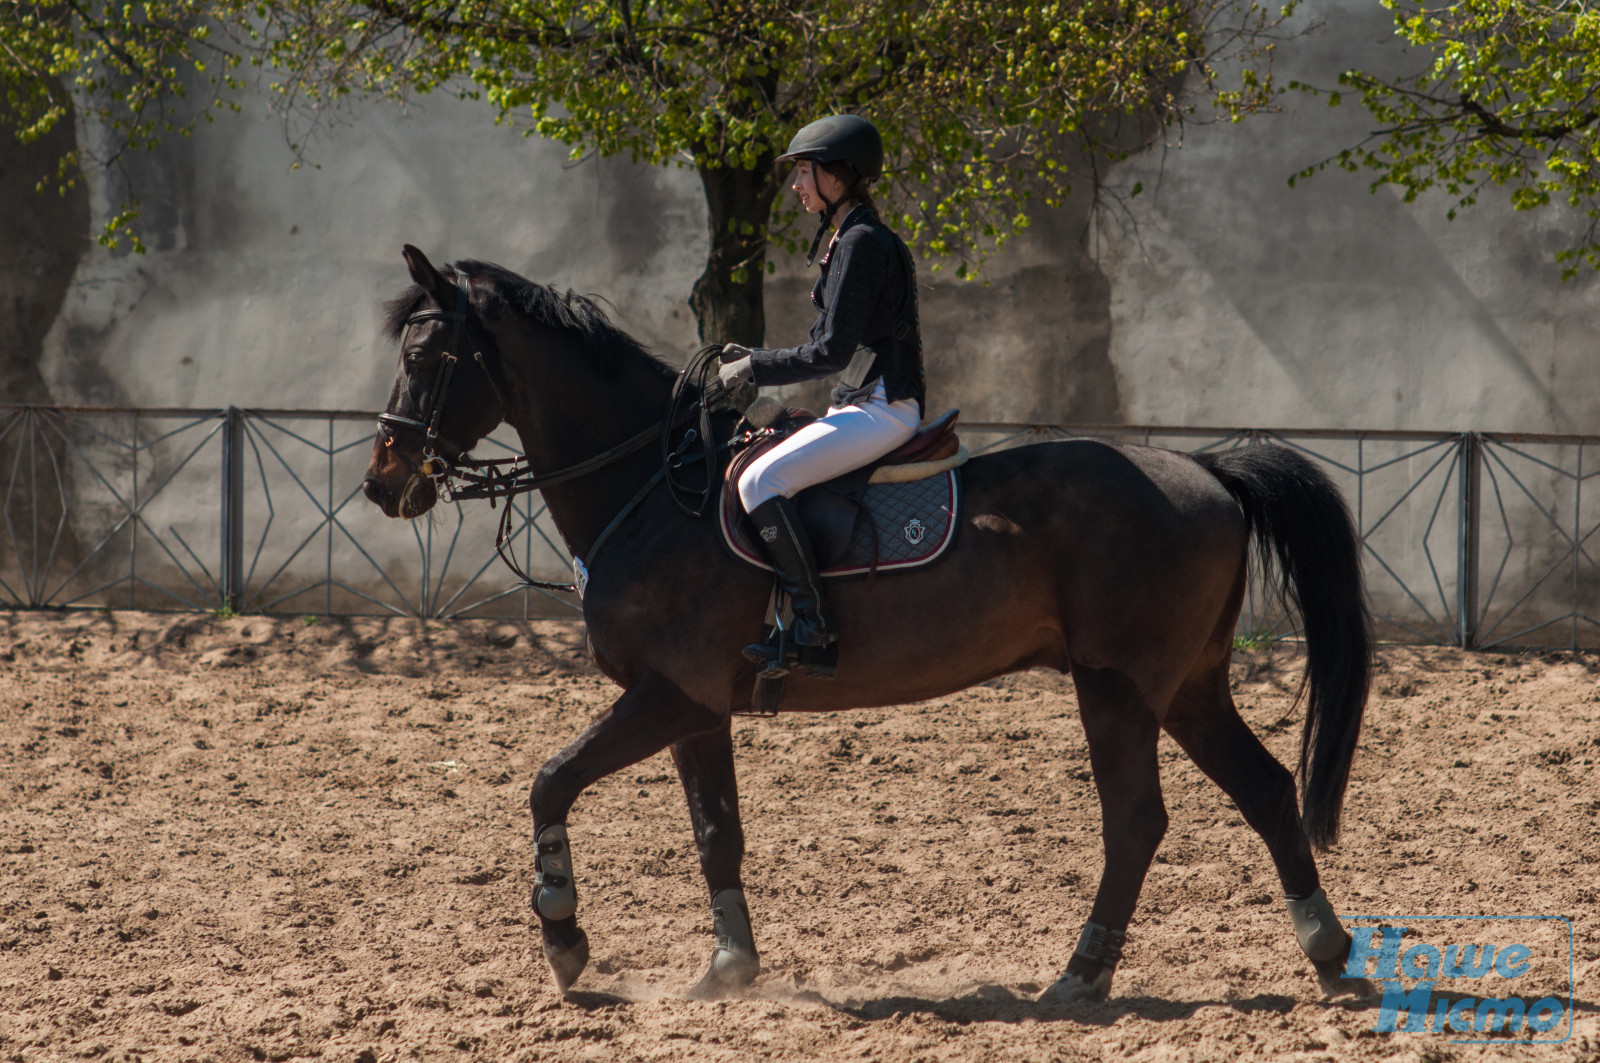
[718,353,754,392]
[720,342,754,364]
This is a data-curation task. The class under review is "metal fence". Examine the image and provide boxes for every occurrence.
[4,404,1600,649]
[962,423,1600,651]
[0,405,579,621]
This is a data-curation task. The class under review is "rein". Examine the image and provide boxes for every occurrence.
[473,347,724,591]
[447,417,668,503]
[378,283,729,592]
[434,347,721,507]
[483,412,710,593]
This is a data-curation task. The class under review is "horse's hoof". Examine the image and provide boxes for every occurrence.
[1038,967,1112,1004]
[684,946,760,1000]
[542,921,590,993]
[1313,955,1378,999]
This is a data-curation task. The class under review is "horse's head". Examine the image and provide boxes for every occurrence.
[363,246,509,519]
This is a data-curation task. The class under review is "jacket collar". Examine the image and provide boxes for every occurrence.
[835,202,875,236]
[821,203,877,266]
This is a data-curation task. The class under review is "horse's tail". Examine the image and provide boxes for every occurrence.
[1193,444,1372,850]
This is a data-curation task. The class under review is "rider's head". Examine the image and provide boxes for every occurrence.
[778,115,883,260]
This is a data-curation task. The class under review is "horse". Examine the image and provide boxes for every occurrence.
[361,245,1376,1004]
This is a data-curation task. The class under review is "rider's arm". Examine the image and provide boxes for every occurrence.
[746,227,890,388]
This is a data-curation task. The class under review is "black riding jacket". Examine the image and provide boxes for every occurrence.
[748,205,926,412]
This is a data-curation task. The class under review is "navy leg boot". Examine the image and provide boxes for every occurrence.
[741,496,838,679]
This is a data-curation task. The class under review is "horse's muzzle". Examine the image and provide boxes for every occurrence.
[363,473,436,519]
[362,475,394,515]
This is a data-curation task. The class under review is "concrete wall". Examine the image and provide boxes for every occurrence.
[11,0,1597,433]
[1098,1,1600,434]
[30,95,709,411]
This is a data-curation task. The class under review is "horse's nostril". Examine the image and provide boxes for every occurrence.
[363,477,389,507]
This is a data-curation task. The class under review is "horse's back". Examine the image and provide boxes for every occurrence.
[962,438,1245,547]
[594,436,1248,711]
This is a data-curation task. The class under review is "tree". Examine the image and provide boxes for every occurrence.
[5,0,1293,342]
[0,0,246,250]
[1294,0,1600,279]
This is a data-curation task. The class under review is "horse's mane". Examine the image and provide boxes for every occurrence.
[381,260,678,384]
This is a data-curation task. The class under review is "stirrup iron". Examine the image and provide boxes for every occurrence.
[743,624,835,679]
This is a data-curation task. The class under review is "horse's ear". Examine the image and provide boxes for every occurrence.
[402,244,447,298]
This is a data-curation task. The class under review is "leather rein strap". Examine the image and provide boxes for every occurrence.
[446,417,668,502]
[480,419,695,594]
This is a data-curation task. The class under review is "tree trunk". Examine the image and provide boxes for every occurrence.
[0,86,89,604]
[690,161,783,347]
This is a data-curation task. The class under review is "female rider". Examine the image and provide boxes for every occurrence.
[717,114,926,678]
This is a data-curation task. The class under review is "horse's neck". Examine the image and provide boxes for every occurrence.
[508,363,671,562]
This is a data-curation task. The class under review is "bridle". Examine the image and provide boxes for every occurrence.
[375,282,685,507]
[375,272,726,591]
[377,279,508,474]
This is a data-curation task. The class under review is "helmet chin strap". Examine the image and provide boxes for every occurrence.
[805,201,835,266]
[806,189,851,265]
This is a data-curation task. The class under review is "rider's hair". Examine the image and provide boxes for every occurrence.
[805,158,879,264]
[817,159,876,215]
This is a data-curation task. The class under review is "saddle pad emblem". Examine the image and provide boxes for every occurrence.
[759,525,779,543]
[904,518,926,545]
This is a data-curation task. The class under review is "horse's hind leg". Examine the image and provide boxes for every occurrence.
[1040,664,1167,1004]
[529,669,721,992]
[672,721,761,999]
[1161,660,1374,997]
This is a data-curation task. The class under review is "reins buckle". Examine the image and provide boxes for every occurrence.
[667,428,699,468]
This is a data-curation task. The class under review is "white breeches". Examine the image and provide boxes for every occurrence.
[738,382,922,512]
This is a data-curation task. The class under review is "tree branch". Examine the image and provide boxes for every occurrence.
[1458,94,1599,141]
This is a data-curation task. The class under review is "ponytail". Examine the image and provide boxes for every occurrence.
[805,160,878,264]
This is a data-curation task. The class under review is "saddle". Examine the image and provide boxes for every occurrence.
[719,407,966,577]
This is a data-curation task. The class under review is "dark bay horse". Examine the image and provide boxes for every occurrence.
[362,246,1375,1003]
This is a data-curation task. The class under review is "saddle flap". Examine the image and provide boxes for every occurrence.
[723,407,817,490]
[795,487,862,567]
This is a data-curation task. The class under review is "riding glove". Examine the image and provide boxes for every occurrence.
[718,348,754,391]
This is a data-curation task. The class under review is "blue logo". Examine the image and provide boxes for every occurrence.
[1343,915,1574,1044]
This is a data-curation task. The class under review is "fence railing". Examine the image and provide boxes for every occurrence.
[0,405,579,621]
[4,404,1599,649]
[960,423,1600,651]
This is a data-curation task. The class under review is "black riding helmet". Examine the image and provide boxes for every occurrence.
[779,114,884,263]
[777,114,884,182]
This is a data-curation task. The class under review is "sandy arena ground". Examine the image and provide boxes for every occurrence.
[0,609,1596,1062]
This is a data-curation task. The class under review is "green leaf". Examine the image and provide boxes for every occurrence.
[1300,0,1600,279]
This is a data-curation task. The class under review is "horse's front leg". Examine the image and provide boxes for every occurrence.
[672,720,760,999]
[529,669,721,992]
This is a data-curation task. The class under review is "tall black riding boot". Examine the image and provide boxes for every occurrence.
[743,496,838,678]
